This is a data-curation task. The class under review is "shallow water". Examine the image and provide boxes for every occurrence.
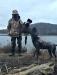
[0,35,57,51]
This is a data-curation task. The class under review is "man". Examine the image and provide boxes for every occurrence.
[7,10,23,56]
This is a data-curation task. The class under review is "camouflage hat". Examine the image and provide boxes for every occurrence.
[12,10,18,14]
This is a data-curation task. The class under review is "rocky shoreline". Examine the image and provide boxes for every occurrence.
[0,52,57,75]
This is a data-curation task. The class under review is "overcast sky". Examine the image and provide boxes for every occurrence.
[0,0,57,29]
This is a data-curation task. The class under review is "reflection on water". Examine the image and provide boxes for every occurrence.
[0,35,57,51]
[0,35,34,52]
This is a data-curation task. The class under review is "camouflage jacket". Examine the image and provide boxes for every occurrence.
[7,18,23,36]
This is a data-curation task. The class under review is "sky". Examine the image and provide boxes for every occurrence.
[0,0,57,29]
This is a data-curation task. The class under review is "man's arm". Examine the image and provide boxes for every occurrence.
[7,19,12,35]
[7,19,11,30]
[19,19,24,33]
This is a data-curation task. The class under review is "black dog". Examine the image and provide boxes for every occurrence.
[31,27,56,59]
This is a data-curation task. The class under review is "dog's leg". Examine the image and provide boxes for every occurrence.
[48,47,52,59]
[52,46,56,58]
[36,47,41,58]
[33,50,36,57]
[36,49,39,59]
[36,48,40,64]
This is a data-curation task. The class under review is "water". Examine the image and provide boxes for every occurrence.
[0,34,57,52]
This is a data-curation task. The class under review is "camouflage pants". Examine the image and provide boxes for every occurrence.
[11,35,22,54]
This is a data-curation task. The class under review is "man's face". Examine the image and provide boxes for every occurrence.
[12,14,20,21]
[12,14,18,18]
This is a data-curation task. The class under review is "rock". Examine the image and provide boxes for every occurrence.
[8,64,36,74]
[1,64,8,75]
[6,62,55,75]
[53,64,57,75]
[38,62,54,75]
[19,62,54,75]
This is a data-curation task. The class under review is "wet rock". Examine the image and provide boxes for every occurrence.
[1,64,8,73]
[19,62,54,75]
[6,62,55,75]
[53,64,57,75]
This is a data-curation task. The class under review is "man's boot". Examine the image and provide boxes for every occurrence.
[18,45,22,56]
[10,37,16,56]
[9,45,15,56]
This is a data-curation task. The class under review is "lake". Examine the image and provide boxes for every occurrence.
[0,34,57,52]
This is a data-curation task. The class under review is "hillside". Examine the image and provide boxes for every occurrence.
[31,23,57,35]
[0,23,57,35]
[0,29,7,34]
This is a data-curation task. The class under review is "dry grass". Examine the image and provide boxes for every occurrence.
[0,51,57,75]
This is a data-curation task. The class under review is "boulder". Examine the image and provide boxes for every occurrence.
[6,62,55,75]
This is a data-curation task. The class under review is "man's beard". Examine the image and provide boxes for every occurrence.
[12,14,20,21]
